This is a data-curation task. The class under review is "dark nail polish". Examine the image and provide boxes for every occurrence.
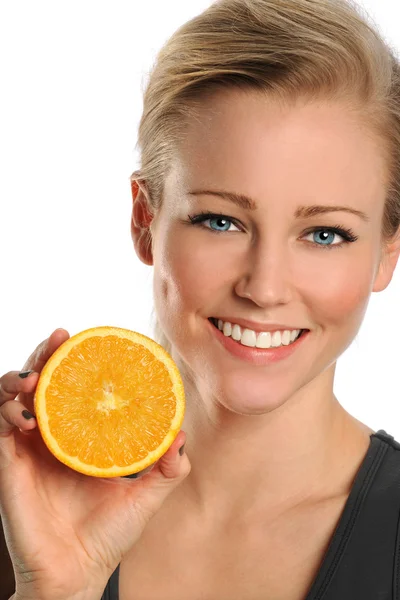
[19,371,34,379]
[179,444,185,456]
[123,472,140,478]
[22,410,35,420]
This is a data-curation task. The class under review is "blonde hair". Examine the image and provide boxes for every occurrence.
[131,0,400,355]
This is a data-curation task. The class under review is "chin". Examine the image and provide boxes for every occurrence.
[214,375,290,416]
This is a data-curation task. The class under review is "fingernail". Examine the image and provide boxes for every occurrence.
[19,371,34,379]
[179,444,185,456]
[22,410,35,420]
[123,472,140,478]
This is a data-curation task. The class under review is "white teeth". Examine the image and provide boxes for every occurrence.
[215,319,302,349]
[222,322,232,337]
[256,331,272,349]
[232,324,241,341]
[241,329,257,347]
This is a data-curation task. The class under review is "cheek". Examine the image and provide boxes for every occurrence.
[303,257,374,328]
[154,232,222,311]
[152,235,215,366]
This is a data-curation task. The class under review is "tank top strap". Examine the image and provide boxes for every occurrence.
[372,429,400,450]
[100,563,120,600]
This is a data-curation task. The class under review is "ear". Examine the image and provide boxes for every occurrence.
[130,178,155,266]
[372,228,400,292]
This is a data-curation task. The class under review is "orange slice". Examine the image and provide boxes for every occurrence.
[34,326,185,478]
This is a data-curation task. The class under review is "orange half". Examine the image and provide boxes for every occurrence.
[34,326,185,478]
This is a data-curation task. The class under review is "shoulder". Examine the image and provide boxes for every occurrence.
[372,429,400,452]
[365,430,400,506]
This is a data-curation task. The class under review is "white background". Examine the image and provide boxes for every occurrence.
[1,0,399,436]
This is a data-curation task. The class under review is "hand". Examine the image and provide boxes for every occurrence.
[0,329,191,600]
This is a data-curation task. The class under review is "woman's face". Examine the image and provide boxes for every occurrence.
[136,90,398,415]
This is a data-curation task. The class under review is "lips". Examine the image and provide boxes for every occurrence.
[208,316,310,364]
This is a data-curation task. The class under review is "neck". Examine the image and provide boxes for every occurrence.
[175,363,374,525]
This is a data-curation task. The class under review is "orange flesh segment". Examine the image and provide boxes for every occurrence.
[45,335,177,468]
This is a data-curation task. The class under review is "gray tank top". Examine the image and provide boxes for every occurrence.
[101,429,400,600]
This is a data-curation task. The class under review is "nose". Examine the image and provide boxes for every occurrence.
[235,241,293,307]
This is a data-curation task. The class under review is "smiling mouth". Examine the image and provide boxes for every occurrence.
[208,317,307,336]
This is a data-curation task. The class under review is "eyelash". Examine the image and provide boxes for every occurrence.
[187,211,359,250]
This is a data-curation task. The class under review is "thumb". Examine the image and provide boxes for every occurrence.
[131,432,191,521]
[158,432,188,480]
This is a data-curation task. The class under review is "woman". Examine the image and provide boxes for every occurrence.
[1,0,400,599]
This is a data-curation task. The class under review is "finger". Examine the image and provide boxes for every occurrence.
[156,431,188,480]
[0,400,37,437]
[124,432,190,527]
[0,370,39,406]
[123,432,187,481]
[21,328,70,374]
[0,400,37,471]
[136,432,189,484]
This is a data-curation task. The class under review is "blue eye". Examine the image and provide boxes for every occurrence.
[187,211,359,250]
[206,216,239,232]
[188,212,241,233]
[307,229,338,246]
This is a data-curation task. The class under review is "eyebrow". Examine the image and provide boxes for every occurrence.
[187,189,370,222]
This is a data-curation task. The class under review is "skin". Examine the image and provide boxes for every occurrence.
[131,89,400,528]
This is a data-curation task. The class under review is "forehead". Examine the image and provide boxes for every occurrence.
[166,90,387,214]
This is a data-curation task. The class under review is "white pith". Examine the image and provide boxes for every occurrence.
[213,319,302,348]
